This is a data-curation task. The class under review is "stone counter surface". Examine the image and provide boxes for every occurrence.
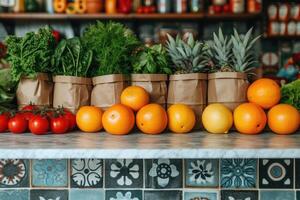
[0,131,300,159]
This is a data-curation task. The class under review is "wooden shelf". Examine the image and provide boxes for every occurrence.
[0,12,260,21]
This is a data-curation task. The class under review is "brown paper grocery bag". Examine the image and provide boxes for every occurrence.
[91,74,128,110]
[167,73,207,129]
[131,74,168,108]
[208,72,249,111]
[53,76,92,113]
[16,73,53,109]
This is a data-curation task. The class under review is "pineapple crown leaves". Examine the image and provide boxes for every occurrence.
[166,33,209,74]
[231,27,261,72]
[209,28,233,69]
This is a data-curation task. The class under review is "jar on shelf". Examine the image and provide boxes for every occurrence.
[14,0,25,12]
[1,0,17,12]
[287,21,297,36]
[174,0,188,13]
[25,0,39,12]
[143,0,154,6]
[190,0,203,13]
[268,21,280,36]
[247,0,261,14]
[279,22,287,35]
[278,4,290,22]
[157,0,171,13]
[86,0,103,13]
[290,4,300,21]
[105,0,117,13]
[297,22,300,36]
[230,0,245,14]
[132,0,141,12]
[268,4,278,21]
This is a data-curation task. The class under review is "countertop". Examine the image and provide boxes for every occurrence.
[1,131,300,159]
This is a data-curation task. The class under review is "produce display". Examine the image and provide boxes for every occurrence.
[0,22,299,136]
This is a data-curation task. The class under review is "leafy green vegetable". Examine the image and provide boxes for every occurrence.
[0,68,17,112]
[5,27,55,81]
[52,37,93,77]
[82,21,140,76]
[281,79,300,111]
[132,44,172,74]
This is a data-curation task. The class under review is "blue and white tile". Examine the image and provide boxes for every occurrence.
[260,190,295,200]
[70,189,104,200]
[105,190,142,200]
[185,159,219,188]
[0,159,29,188]
[30,190,68,200]
[184,190,218,200]
[105,159,143,188]
[71,159,103,188]
[221,190,258,200]
[144,190,182,200]
[259,159,293,189]
[221,159,257,188]
[32,159,68,187]
[145,159,182,189]
[0,189,29,200]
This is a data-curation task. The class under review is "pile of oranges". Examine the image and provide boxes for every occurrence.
[202,78,300,135]
[76,78,300,135]
[76,86,196,135]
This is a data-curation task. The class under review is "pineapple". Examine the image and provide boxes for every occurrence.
[166,33,209,74]
[231,28,261,72]
[209,28,233,72]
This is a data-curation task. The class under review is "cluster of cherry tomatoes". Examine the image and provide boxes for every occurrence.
[0,105,76,135]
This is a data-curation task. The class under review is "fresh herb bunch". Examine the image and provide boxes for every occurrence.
[132,44,172,74]
[51,37,93,77]
[5,27,55,81]
[166,33,210,74]
[82,21,140,76]
[208,27,260,73]
[281,79,300,111]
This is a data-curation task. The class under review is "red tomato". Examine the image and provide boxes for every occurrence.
[29,115,49,135]
[64,109,76,131]
[8,115,28,134]
[51,116,69,134]
[22,104,37,121]
[0,113,9,132]
[52,30,61,43]
[137,7,143,13]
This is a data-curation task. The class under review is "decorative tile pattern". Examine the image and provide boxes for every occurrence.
[259,159,293,189]
[105,159,143,188]
[185,159,219,188]
[32,159,68,187]
[0,189,29,200]
[144,190,182,200]
[70,189,104,200]
[221,159,257,188]
[105,190,142,200]
[71,159,103,188]
[184,191,218,200]
[145,159,182,189]
[221,190,258,200]
[260,190,295,200]
[30,190,68,200]
[295,159,300,188]
[0,159,29,188]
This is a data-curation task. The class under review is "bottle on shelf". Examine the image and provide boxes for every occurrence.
[157,0,171,14]
[14,0,25,12]
[230,0,245,14]
[175,0,188,13]
[105,0,117,14]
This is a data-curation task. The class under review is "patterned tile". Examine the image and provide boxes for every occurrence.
[0,159,29,188]
[105,190,142,200]
[105,159,143,188]
[221,159,257,188]
[0,189,29,200]
[71,159,103,188]
[145,159,182,189]
[260,190,295,200]
[221,190,258,200]
[184,191,218,200]
[185,159,219,188]
[259,159,293,189]
[70,189,104,200]
[30,190,68,200]
[32,159,68,187]
[295,159,300,188]
[144,190,182,200]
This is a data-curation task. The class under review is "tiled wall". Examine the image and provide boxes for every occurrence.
[1,158,300,200]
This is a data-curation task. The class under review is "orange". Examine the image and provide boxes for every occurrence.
[136,103,168,134]
[167,104,195,133]
[121,86,150,112]
[234,103,267,135]
[268,104,300,135]
[102,104,135,135]
[76,106,103,133]
[247,78,281,109]
[202,104,233,134]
